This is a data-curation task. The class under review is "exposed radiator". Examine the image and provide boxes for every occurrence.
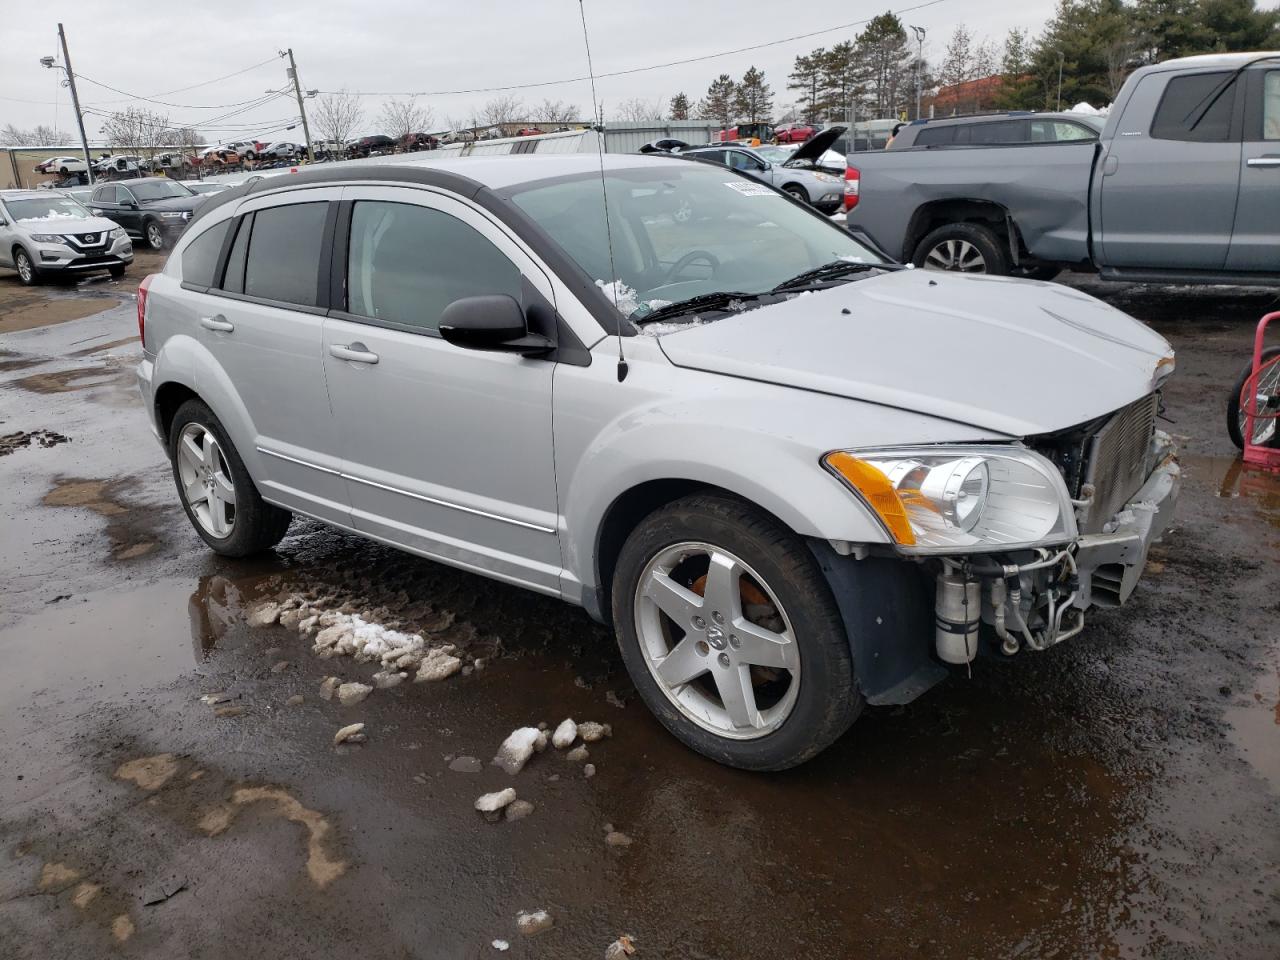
[1081,393,1159,533]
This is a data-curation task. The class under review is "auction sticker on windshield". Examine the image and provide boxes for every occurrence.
[724,180,776,197]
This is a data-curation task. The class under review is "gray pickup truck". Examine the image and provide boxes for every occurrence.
[846,52,1280,284]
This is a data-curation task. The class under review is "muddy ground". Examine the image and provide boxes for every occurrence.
[0,261,1277,960]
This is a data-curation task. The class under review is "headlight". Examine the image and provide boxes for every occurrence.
[159,212,185,219]
[822,447,1075,552]
[29,234,67,244]
[109,227,126,239]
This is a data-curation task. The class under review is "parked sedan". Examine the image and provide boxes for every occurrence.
[679,130,846,213]
[136,154,1177,770]
[0,189,131,284]
[88,179,205,250]
[35,156,89,175]
[774,123,817,143]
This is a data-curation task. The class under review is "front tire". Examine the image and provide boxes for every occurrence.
[782,184,808,205]
[14,248,39,286]
[169,399,292,556]
[914,222,1010,275]
[144,221,165,251]
[612,493,861,770]
[108,265,126,280]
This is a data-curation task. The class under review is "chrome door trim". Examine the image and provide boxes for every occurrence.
[343,473,556,534]
[256,445,341,476]
[256,445,555,534]
[1246,156,1280,167]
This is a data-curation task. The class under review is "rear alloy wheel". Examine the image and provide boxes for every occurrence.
[1227,346,1280,449]
[145,221,165,251]
[914,222,1010,275]
[14,248,39,286]
[169,399,292,556]
[613,493,861,770]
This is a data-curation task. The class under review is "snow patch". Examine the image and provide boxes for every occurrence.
[552,718,577,749]
[493,727,545,775]
[475,788,517,812]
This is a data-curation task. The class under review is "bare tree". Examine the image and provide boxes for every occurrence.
[613,97,665,122]
[100,107,171,160]
[313,89,365,146]
[379,97,431,139]
[479,94,524,130]
[1,123,68,146]
[531,99,581,124]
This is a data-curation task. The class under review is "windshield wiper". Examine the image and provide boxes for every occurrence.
[633,290,762,324]
[772,259,888,292]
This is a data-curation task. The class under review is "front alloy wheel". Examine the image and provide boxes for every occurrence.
[145,222,164,250]
[14,249,37,285]
[177,422,237,538]
[612,493,861,770]
[637,542,800,738]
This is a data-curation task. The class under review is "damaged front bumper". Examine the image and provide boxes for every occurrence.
[939,430,1180,660]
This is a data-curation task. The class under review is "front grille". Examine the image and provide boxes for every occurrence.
[1082,393,1158,531]
[1029,393,1159,534]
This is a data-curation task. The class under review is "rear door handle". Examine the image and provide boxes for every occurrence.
[329,342,379,364]
[200,315,234,332]
[1246,156,1280,168]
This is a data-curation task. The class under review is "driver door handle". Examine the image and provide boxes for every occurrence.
[329,342,379,364]
[1246,156,1280,168]
[200,315,234,332]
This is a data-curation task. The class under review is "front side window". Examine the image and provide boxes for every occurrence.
[727,151,762,171]
[242,203,327,306]
[346,200,520,333]
[1150,71,1237,142]
[181,219,231,288]
[1030,120,1098,142]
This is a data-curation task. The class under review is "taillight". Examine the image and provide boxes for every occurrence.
[137,273,157,347]
[844,166,860,211]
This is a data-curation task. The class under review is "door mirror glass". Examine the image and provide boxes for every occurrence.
[439,295,551,355]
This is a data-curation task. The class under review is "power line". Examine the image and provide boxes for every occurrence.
[4,55,280,108]
[82,56,280,105]
[322,0,949,98]
[75,73,281,110]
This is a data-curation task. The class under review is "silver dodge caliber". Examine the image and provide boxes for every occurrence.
[137,154,1179,770]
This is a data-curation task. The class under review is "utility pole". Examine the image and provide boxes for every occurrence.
[283,48,315,163]
[52,23,94,185]
[1057,50,1065,111]
[910,26,926,121]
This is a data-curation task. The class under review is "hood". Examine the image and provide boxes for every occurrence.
[144,195,205,212]
[655,270,1173,437]
[19,215,120,236]
[787,126,845,164]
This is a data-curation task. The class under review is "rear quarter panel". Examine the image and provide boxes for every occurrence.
[848,143,1097,263]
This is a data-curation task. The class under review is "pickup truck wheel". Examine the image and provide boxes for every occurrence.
[915,222,1009,275]
[1227,346,1280,449]
[169,399,293,556]
[612,493,861,770]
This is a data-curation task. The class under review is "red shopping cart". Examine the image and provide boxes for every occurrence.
[1228,311,1280,469]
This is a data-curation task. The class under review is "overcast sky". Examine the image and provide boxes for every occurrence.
[0,0,1161,142]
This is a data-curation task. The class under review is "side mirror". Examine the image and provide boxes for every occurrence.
[124,201,138,210]
[439,295,553,356]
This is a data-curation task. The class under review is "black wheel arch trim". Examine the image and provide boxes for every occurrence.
[807,539,947,705]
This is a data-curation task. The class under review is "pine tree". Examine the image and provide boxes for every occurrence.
[787,49,827,123]
[857,14,912,119]
[699,74,738,127]
[734,67,774,124]
[821,42,862,124]
[669,92,691,120]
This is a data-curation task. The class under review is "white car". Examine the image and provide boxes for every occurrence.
[261,141,302,159]
[0,189,131,284]
[35,156,88,175]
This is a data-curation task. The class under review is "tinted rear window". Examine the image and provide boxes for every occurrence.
[967,120,1029,144]
[1150,71,1237,142]
[181,219,230,288]
[242,203,327,306]
[913,125,956,146]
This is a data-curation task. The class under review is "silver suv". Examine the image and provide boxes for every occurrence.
[137,155,1180,769]
[0,190,132,285]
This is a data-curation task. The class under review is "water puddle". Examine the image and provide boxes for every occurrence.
[41,476,166,561]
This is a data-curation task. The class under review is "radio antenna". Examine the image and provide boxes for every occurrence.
[577,0,628,382]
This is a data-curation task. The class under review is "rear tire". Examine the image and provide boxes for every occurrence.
[168,399,292,556]
[612,493,861,770]
[1227,346,1280,449]
[914,222,1010,275]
